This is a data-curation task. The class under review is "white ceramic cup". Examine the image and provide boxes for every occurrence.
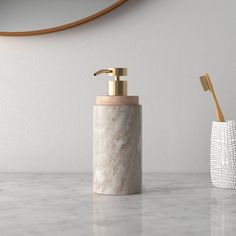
[211,120,236,189]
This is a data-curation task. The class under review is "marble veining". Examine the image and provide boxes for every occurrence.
[93,105,142,195]
[0,173,236,236]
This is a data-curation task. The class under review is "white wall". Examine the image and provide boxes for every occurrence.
[1,0,236,172]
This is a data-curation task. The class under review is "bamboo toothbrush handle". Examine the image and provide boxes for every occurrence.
[210,90,225,122]
[205,75,225,122]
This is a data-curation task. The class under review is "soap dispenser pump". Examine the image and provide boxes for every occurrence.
[93,67,142,195]
[94,68,128,96]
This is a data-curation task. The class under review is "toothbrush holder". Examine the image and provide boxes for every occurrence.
[211,120,236,189]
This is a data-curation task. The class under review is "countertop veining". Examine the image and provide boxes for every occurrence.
[0,173,236,236]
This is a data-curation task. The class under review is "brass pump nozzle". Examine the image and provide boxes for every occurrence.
[94,68,128,96]
[94,69,112,76]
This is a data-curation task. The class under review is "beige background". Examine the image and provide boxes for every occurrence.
[0,0,236,172]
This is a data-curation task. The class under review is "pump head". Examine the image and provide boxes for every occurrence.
[94,68,128,96]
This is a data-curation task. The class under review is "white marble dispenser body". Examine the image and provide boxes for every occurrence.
[93,96,142,195]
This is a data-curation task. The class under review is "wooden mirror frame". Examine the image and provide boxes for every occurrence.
[0,0,127,36]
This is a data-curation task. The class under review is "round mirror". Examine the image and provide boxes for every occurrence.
[0,0,127,36]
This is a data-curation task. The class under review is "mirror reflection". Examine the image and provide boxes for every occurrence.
[0,0,119,33]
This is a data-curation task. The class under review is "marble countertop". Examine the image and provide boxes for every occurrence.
[0,173,236,236]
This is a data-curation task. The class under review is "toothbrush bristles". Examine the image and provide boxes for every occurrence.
[200,75,210,91]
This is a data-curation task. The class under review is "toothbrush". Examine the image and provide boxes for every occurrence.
[199,73,225,122]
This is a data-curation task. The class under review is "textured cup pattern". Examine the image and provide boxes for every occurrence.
[211,121,236,189]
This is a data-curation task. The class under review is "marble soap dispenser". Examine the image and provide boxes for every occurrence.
[93,68,142,195]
